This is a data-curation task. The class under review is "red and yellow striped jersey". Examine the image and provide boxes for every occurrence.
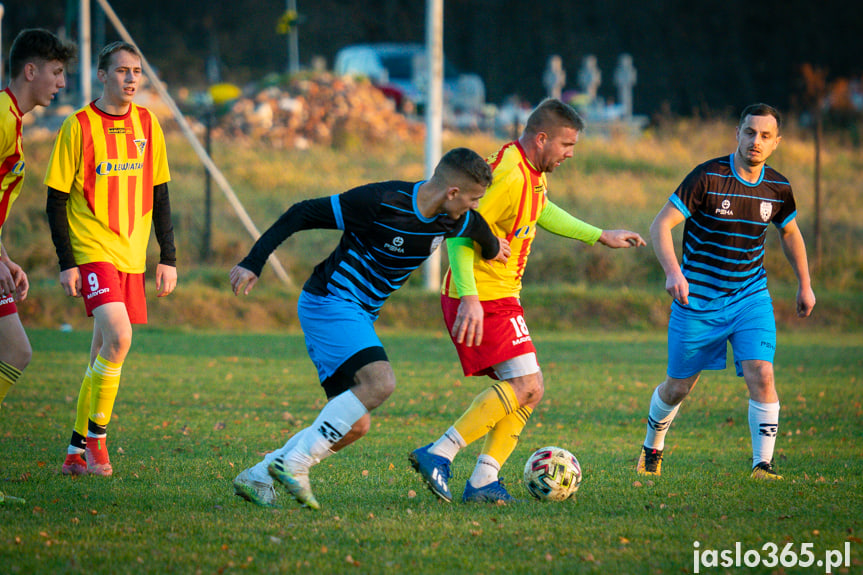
[442,141,547,300]
[44,102,170,273]
[0,89,26,249]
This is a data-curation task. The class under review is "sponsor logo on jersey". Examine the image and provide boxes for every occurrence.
[511,335,532,346]
[513,224,533,239]
[108,127,132,135]
[11,160,25,176]
[430,236,444,254]
[715,199,734,216]
[759,201,772,222]
[384,236,405,253]
[533,184,545,193]
[0,294,14,306]
[95,161,144,175]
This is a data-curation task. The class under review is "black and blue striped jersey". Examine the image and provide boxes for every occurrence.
[240,180,500,317]
[669,154,797,312]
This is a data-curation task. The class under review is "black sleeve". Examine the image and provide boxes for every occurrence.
[462,209,500,260]
[45,188,77,271]
[238,196,338,276]
[153,182,176,266]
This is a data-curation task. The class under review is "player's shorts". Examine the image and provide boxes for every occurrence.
[298,290,388,392]
[667,293,776,379]
[0,293,17,318]
[441,295,538,378]
[79,262,147,324]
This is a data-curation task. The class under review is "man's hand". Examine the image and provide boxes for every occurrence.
[60,267,83,297]
[490,237,511,264]
[452,295,484,346]
[797,285,816,318]
[155,264,177,297]
[665,269,689,306]
[6,259,29,301]
[598,229,647,248]
[230,265,259,296]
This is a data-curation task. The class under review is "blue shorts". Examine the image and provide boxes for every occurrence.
[667,294,776,379]
[298,291,384,383]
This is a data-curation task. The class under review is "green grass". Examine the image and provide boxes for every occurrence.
[1,328,861,574]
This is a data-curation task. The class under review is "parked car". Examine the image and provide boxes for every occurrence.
[333,43,485,119]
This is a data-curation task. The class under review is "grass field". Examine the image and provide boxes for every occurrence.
[1,327,860,574]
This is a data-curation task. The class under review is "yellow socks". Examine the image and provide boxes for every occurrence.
[453,382,519,445]
[0,361,23,405]
[481,405,533,464]
[90,355,122,427]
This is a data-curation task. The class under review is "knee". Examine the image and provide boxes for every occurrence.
[513,371,544,408]
[660,379,692,405]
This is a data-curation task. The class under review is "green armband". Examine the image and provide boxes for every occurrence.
[537,200,602,245]
[446,237,478,297]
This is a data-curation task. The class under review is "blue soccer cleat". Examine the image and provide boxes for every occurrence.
[409,444,453,502]
[462,478,515,503]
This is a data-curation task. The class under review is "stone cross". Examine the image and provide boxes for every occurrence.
[577,55,602,102]
[614,53,637,119]
[543,55,566,100]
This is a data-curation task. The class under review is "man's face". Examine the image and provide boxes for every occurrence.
[31,59,66,107]
[444,181,486,219]
[98,49,142,107]
[736,114,781,167]
[537,126,579,173]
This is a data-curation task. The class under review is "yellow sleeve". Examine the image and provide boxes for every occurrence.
[446,237,478,297]
[537,200,602,245]
[44,116,81,193]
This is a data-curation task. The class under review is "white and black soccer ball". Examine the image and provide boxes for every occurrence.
[523,446,582,501]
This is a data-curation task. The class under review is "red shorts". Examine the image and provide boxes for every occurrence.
[80,262,148,324]
[0,294,16,318]
[441,295,537,378]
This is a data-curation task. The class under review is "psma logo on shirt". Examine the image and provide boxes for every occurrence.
[11,160,25,176]
[384,236,405,253]
[715,199,734,217]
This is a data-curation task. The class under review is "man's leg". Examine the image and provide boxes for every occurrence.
[0,313,31,405]
[638,374,699,476]
[743,360,782,479]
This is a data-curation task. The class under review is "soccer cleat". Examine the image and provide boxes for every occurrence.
[85,436,113,477]
[61,453,89,476]
[233,468,279,507]
[637,445,663,476]
[462,478,515,503]
[750,460,783,480]
[408,444,453,502]
[268,458,320,510]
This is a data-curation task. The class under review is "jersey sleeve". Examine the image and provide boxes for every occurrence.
[446,237,478,297]
[773,182,797,228]
[238,196,338,276]
[149,112,171,186]
[669,164,707,219]
[43,116,81,193]
[332,183,382,234]
[537,200,602,244]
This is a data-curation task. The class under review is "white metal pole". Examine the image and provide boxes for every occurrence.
[0,4,5,88]
[79,0,91,105]
[423,0,444,292]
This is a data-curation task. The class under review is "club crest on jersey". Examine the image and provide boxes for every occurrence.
[429,236,444,254]
[11,160,25,176]
[760,201,772,222]
[384,236,405,253]
[134,139,147,155]
[715,199,733,216]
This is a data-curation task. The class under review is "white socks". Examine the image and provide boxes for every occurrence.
[643,386,681,450]
[429,427,466,462]
[248,390,367,483]
[749,399,780,468]
[468,454,501,488]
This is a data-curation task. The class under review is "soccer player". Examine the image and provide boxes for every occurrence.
[636,103,815,480]
[45,42,177,477]
[0,30,75,407]
[410,98,646,503]
[230,147,510,509]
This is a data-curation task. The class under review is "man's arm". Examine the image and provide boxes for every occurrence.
[538,200,646,248]
[231,196,337,295]
[45,187,82,297]
[778,218,816,318]
[152,183,177,297]
[650,201,688,305]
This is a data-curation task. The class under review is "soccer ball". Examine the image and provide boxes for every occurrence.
[523,446,582,501]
